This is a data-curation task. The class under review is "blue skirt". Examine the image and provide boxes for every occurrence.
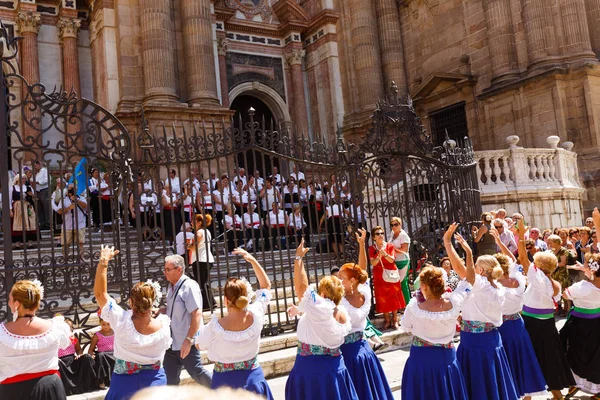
[498,317,548,396]
[212,367,274,400]
[340,339,393,400]
[402,345,467,400]
[285,354,359,400]
[105,368,167,400]
[457,329,519,400]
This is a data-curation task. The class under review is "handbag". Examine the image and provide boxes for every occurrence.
[382,267,401,283]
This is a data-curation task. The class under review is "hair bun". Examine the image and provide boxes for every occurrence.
[234,296,249,309]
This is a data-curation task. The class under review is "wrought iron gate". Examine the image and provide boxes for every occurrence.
[0,23,481,342]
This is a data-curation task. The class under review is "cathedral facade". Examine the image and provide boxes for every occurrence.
[4,0,600,213]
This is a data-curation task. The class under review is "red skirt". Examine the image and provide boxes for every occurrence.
[372,264,405,313]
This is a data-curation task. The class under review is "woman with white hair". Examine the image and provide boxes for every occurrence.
[444,223,518,400]
[9,173,37,248]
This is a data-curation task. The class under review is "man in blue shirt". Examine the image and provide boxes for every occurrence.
[163,254,212,386]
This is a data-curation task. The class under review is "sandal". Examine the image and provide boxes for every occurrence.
[383,321,392,330]
[565,386,579,399]
[373,343,386,352]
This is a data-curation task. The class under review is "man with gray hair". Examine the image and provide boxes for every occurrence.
[163,254,212,387]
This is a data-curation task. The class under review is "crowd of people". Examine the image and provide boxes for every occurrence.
[1,203,600,400]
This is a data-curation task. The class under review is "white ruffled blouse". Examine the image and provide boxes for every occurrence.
[523,265,561,310]
[401,280,471,344]
[101,300,172,365]
[563,280,600,309]
[340,282,372,334]
[196,289,271,363]
[0,316,71,382]
[501,264,527,315]
[296,284,352,349]
[462,275,505,327]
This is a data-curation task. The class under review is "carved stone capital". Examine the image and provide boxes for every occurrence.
[284,49,305,66]
[57,18,81,39]
[217,38,229,56]
[16,12,41,35]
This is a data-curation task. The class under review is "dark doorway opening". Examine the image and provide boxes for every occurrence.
[230,95,279,177]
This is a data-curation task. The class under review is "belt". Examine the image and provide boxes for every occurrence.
[522,305,554,320]
[1,369,59,384]
[214,356,259,373]
[570,306,600,319]
[344,331,364,344]
[412,336,454,348]
[460,320,496,333]
[113,358,161,375]
[502,312,522,322]
[272,224,285,228]
[297,341,341,357]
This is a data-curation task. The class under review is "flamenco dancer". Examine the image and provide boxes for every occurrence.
[561,249,600,399]
[94,245,173,399]
[490,229,548,399]
[338,229,394,400]
[401,237,472,399]
[285,239,358,400]
[0,280,71,400]
[444,223,518,400]
[516,222,575,399]
[195,247,274,399]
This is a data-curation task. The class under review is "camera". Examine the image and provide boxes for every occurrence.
[68,188,76,197]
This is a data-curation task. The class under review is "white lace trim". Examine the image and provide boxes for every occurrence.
[210,307,263,343]
[0,316,70,351]
[341,283,371,320]
[523,389,549,397]
[114,308,171,345]
[573,371,600,394]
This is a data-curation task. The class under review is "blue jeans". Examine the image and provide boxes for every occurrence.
[163,346,212,387]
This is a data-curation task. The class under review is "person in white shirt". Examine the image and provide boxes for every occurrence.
[285,240,358,400]
[320,200,344,260]
[51,177,67,233]
[290,164,305,183]
[183,171,201,192]
[516,222,575,398]
[443,223,518,400]
[0,280,71,399]
[161,185,181,243]
[233,168,248,188]
[259,178,281,219]
[89,169,100,228]
[93,245,172,399]
[389,216,411,306]
[289,205,309,247]
[492,219,518,254]
[57,183,88,259]
[267,202,288,250]
[243,203,262,252]
[252,170,264,192]
[33,161,50,229]
[208,172,219,192]
[166,169,181,194]
[181,182,196,223]
[213,177,232,235]
[282,179,299,215]
[188,214,216,311]
[175,223,194,257]
[99,173,113,226]
[223,204,243,254]
[269,166,284,188]
[196,248,274,398]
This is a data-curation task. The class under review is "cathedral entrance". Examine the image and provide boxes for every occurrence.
[230,94,279,178]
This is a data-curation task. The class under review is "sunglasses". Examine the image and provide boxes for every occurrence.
[390,223,400,227]
[526,246,533,250]
[494,225,503,229]
[374,232,385,236]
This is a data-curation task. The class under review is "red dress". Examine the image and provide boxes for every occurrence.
[369,243,406,313]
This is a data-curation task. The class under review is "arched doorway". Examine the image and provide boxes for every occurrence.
[230,95,279,177]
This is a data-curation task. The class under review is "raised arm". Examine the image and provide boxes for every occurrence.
[355,228,367,270]
[515,220,531,274]
[593,207,600,234]
[443,223,468,280]
[233,248,271,290]
[454,232,476,285]
[93,245,120,310]
[293,239,310,301]
[489,227,517,263]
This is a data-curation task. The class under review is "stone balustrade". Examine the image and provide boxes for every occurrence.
[476,135,585,229]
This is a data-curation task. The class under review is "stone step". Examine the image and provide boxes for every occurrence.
[66,328,411,400]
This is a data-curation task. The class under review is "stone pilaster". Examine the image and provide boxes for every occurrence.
[57,18,82,97]
[586,0,600,57]
[374,0,407,95]
[140,0,179,104]
[348,0,383,110]
[521,0,558,67]
[558,0,595,61]
[217,37,229,107]
[181,0,220,106]
[483,0,519,83]
[284,48,309,137]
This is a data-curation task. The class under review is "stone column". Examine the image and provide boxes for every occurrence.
[181,0,219,106]
[374,0,407,95]
[140,0,179,103]
[483,0,519,82]
[16,12,41,151]
[586,0,600,56]
[559,0,595,60]
[57,18,82,97]
[284,49,309,136]
[217,37,230,107]
[521,0,547,65]
[348,0,383,109]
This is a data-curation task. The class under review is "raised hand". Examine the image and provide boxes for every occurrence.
[443,222,459,243]
[454,233,472,253]
[489,225,500,241]
[515,219,528,239]
[355,228,367,246]
[232,247,253,262]
[287,305,302,318]
[593,207,600,228]
[296,238,310,258]
[99,245,119,265]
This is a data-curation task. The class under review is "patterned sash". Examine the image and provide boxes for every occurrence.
[114,359,161,375]
[502,312,522,322]
[412,336,454,349]
[460,320,496,333]
[297,341,341,357]
[344,331,364,344]
[214,356,259,373]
